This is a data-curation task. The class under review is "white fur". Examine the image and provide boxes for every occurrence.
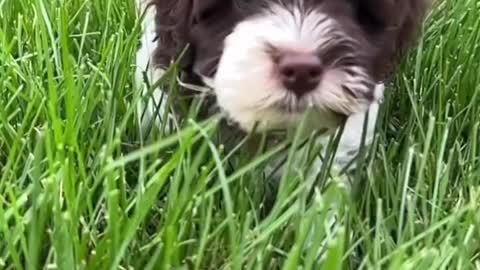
[214,5,372,132]
[135,0,170,133]
[268,83,384,183]
[331,83,384,170]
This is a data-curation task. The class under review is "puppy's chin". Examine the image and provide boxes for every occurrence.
[230,107,348,134]
[214,96,369,133]
[212,4,374,133]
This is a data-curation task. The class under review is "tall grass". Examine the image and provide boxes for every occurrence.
[0,0,479,269]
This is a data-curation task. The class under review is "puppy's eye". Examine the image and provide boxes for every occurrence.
[198,7,217,21]
[193,0,223,24]
[353,1,387,30]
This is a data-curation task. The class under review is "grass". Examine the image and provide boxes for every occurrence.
[1,0,480,269]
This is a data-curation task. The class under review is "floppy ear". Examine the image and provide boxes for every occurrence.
[149,0,193,68]
[365,0,429,48]
[355,0,431,79]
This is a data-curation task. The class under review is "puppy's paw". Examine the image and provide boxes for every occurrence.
[135,2,173,136]
[333,83,384,171]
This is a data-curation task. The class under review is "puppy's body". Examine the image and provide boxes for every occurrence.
[135,0,429,261]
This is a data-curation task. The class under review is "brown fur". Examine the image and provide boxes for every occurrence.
[149,0,430,82]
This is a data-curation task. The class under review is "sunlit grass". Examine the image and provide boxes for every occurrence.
[0,0,479,269]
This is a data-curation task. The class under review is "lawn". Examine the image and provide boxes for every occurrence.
[1,0,479,269]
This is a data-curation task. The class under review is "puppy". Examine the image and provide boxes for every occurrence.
[136,0,429,178]
[135,0,430,262]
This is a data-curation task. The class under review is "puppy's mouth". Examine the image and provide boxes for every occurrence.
[271,94,316,114]
[269,87,371,116]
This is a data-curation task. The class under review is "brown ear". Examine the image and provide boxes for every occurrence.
[149,0,193,68]
[356,0,431,79]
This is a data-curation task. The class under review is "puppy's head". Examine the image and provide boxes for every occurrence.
[151,0,429,131]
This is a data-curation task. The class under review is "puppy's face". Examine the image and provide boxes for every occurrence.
[154,0,429,131]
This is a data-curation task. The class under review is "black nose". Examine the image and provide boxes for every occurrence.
[278,52,323,97]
